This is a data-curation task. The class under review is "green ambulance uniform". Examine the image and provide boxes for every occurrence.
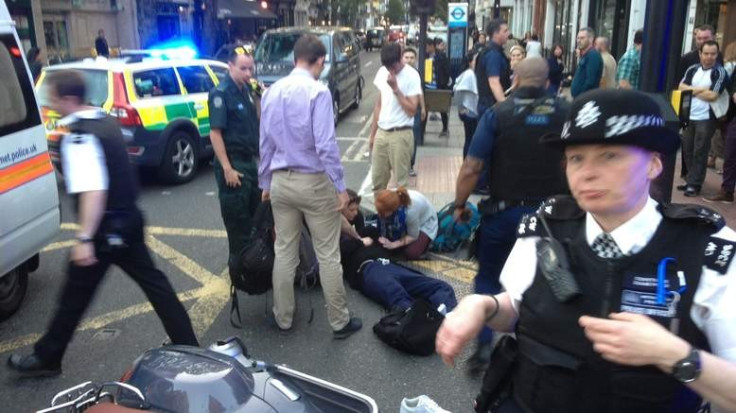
[208,74,261,271]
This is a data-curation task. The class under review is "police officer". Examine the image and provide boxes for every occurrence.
[208,47,261,277]
[8,70,198,377]
[453,57,570,375]
[438,89,736,412]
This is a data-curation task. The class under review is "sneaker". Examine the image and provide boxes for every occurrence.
[439,131,449,138]
[333,317,362,339]
[400,395,451,413]
[684,186,701,197]
[676,184,689,191]
[409,168,417,177]
[7,353,61,377]
[703,190,734,203]
[269,313,293,332]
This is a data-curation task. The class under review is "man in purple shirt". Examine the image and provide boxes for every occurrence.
[259,35,362,339]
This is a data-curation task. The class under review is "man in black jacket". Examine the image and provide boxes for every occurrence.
[422,38,452,138]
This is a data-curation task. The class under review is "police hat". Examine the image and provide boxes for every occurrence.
[540,89,680,154]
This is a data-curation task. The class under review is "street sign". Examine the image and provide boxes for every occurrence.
[448,3,468,28]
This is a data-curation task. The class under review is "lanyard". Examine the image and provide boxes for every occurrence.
[656,257,687,305]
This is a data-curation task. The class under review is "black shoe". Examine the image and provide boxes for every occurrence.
[684,186,701,197]
[7,353,61,377]
[333,317,362,339]
[472,187,490,196]
[268,313,293,332]
[466,342,492,378]
[676,184,688,191]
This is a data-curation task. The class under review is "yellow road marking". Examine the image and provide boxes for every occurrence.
[42,240,76,252]
[60,223,227,238]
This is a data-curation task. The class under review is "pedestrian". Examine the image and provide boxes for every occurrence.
[452,57,569,376]
[8,70,199,377]
[703,41,736,203]
[374,187,438,260]
[525,34,542,58]
[571,27,603,98]
[508,45,527,95]
[680,24,724,80]
[369,42,422,192]
[26,47,43,82]
[454,50,479,158]
[402,47,426,178]
[437,88,736,413]
[472,32,487,53]
[547,44,565,96]
[208,47,261,279]
[476,18,511,115]
[678,40,728,197]
[95,29,109,57]
[422,38,451,138]
[616,29,643,90]
[259,34,362,338]
[595,36,617,89]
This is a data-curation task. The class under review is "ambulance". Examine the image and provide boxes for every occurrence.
[0,0,61,320]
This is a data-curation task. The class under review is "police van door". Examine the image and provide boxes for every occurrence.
[0,13,61,319]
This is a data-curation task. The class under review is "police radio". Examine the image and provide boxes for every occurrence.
[535,215,582,303]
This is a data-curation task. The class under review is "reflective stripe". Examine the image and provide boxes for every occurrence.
[0,152,54,194]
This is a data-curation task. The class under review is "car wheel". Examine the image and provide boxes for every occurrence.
[0,267,28,321]
[351,79,362,110]
[159,130,198,184]
[333,94,340,126]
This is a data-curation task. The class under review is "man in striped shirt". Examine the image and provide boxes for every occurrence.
[678,40,728,197]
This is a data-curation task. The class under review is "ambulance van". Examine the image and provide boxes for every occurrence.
[0,0,61,320]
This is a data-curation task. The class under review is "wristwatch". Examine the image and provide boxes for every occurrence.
[76,235,94,244]
[672,348,701,383]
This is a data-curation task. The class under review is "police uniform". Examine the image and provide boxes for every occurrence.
[466,86,569,347]
[475,40,512,115]
[14,109,198,373]
[495,90,736,412]
[208,73,261,272]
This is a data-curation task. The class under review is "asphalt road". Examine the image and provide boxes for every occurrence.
[0,50,479,412]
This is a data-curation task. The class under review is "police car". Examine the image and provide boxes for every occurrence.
[37,51,229,184]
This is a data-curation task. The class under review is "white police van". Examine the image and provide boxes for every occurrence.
[0,0,60,320]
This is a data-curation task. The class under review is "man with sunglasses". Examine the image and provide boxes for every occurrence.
[208,47,262,281]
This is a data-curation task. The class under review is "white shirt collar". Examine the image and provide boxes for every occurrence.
[585,197,662,255]
[58,108,106,126]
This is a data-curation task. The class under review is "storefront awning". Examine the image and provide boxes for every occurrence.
[217,0,278,19]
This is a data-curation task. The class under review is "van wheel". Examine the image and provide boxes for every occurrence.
[351,80,362,110]
[0,268,28,321]
[159,131,198,184]
[333,94,340,126]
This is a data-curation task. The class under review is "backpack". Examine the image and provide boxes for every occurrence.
[372,298,444,356]
[295,223,320,288]
[430,201,480,253]
[230,201,275,328]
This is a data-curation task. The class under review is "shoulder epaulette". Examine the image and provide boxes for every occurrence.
[703,236,736,275]
[659,203,725,231]
[517,196,584,237]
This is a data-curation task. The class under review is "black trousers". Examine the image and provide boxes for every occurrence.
[34,237,199,364]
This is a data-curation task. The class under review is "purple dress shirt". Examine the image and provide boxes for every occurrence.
[258,68,346,193]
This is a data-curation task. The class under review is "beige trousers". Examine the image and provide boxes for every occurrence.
[371,128,414,191]
[270,170,350,331]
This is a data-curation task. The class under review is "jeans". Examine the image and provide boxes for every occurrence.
[722,117,736,192]
[459,112,478,159]
[475,206,536,344]
[360,261,457,311]
[681,119,717,188]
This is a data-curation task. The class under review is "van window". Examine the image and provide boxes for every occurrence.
[0,34,40,137]
[132,68,181,98]
[37,69,108,108]
[255,33,331,63]
[177,65,215,94]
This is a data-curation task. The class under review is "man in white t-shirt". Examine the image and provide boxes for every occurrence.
[679,40,728,197]
[370,43,423,191]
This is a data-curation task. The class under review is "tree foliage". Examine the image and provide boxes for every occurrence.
[387,0,406,24]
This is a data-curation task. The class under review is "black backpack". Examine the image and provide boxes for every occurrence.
[230,201,275,327]
[372,299,444,356]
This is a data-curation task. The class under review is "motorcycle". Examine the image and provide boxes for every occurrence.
[37,337,379,413]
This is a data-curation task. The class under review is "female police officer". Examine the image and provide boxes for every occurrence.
[436,89,736,412]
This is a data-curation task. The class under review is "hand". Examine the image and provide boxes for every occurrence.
[361,237,374,247]
[369,134,375,152]
[336,191,349,212]
[387,72,398,92]
[732,92,736,104]
[384,240,403,250]
[579,312,690,370]
[453,205,468,222]
[378,236,391,246]
[261,190,270,202]
[421,107,427,121]
[436,295,490,366]
[224,167,244,187]
[71,242,97,266]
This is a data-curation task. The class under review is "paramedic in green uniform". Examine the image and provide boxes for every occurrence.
[208,47,261,277]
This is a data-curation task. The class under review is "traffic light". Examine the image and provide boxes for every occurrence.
[410,0,436,15]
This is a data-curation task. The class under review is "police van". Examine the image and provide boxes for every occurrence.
[0,0,61,320]
[36,53,229,184]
